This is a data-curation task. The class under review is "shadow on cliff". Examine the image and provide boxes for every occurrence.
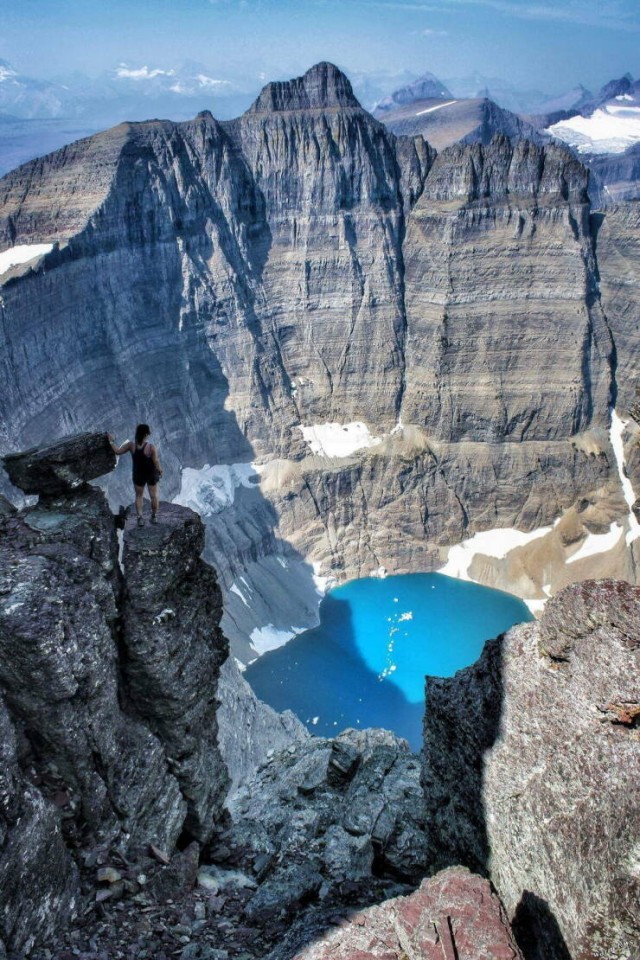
[423,633,573,960]
[245,593,424,749]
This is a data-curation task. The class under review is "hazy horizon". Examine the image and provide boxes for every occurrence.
[2,0,638,97]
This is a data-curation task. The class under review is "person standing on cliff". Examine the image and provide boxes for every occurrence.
[108,424,163,527]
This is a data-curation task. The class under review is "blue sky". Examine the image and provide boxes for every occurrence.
[2,0,638,93]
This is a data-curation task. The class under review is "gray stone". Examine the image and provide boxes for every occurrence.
[3,431,115,495]
[245,863,323,923]
[0,696,79,955]
[222,729,428,901]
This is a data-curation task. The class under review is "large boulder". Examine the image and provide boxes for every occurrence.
[271,867,524,960]
[3,431,115,495]
[423,579,640,960]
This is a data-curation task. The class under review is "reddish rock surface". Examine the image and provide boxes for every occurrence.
[291,867,523,960]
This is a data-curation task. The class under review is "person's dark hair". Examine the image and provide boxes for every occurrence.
[135,423,151,445]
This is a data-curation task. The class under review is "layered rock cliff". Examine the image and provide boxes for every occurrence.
[0,62,635,657]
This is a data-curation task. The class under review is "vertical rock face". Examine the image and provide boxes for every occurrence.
[0,433,230,954]
[121,504,229,840]
[0,696,79,956]
[402,137,612,441]
[422,579,640,960]
[595,202,640,412]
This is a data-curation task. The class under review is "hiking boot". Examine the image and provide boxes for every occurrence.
[151,512,158,525]
[137,516,145,528]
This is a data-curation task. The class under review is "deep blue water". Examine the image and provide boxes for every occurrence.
[245,572,533,750]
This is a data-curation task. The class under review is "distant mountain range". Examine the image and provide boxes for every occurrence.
[0,57,639,191]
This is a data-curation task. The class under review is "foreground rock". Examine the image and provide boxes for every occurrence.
[0,435,229,954]
[215,728,429,920]
[423,579,640,960]
[3,431,115,495]
[283,867,523,960]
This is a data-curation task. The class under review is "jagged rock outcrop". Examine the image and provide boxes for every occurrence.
[215,729,429,920]
[0,62,630,653]
[3,431,115,495]
[279,868,524,960]
[0,433,230,954]
[422,579,640,960]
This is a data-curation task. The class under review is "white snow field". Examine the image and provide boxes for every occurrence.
[547,102,640,154]
[299,422,383,458]
[0,244,54,280]
[173,462,262,516]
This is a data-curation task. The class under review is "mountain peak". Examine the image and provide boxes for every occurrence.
[247,62,361,114]
[374,71,453,114]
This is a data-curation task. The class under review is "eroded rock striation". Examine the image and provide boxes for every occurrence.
[422,578,640,960]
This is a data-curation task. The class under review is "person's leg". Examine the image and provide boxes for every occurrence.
[134,484,145,525]
[149,484,159,522]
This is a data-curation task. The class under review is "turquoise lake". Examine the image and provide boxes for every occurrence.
[245,572,533,750]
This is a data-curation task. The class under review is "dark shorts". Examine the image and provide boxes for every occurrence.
[133,469,160,487]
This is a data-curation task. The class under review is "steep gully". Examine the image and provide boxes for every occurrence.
[0,433,637,960]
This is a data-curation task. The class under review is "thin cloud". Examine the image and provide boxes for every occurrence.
[329,0,640,31]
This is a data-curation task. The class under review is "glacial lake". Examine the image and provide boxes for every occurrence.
[245,573,533,750]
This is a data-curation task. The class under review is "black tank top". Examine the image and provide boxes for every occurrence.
[132,443,156,484]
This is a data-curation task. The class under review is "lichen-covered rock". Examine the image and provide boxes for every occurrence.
[3,431,115,495]
[271,867,523,960]
[121,503,230,842]
[422,579,640,960]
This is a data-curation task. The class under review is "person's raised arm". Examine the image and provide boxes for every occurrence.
[108,435,132,456]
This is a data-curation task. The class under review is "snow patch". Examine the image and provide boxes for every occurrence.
[547,104,640,155]
[439,524,553,581]
[0,244,54,279]
[249,624,305,655]
[229,582,249,607]
[415,99,457,116]
[173,462,261,516]
[609,409,640,545]
[567,523,624,564]
[299,422,382,458]
[312,562,337,596]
